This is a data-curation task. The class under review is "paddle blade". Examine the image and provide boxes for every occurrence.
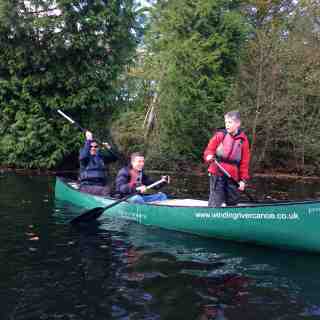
[70,207,105,224]
[69,182,163,225]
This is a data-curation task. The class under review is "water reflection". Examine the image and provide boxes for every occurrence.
[2,173,320,320]
[97,219,320,319]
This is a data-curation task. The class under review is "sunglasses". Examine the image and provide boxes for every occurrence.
[90,145,98,149]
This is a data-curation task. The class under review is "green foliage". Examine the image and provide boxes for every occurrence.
[227,0,320,173]
[2,0,319,175]
[111,109,146,156]
[143,0,249,162]
[0,0,139,168]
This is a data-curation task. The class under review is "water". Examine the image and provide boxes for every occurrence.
[1,173,320,319]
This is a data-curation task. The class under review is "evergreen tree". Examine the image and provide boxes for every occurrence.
[144,0,249,161]
[0,0,139,168]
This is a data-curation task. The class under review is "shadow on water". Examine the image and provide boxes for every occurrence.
[2,173,320,319]
[0,174,112,319]
[9,227,113,319]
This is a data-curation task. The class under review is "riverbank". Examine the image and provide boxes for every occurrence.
[1,165,320,181]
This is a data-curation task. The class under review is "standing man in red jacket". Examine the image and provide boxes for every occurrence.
[203,111,250,207]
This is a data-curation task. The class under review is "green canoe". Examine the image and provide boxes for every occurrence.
[55,177,320,253]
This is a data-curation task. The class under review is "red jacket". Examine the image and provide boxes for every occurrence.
[203,129,250,182]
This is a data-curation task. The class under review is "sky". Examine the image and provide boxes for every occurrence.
[137,0,153,8]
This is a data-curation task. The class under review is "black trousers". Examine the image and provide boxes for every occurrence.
[208,175,240,207]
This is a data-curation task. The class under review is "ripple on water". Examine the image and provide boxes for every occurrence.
[2,174,320,319]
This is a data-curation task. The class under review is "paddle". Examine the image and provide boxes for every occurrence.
[57,109,86,132]
[70,178,166,224]
[57,109,119,159]
[213,159,255,202]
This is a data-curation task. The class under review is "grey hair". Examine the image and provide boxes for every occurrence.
[225,110,241,121]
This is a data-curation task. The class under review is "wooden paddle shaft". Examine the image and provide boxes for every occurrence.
[214,159,239,185]
[57,109,126,165]
[214,159,255,202]
[57,109,85,131]
[57,109,75,124]
[142,178,166,190]
[57,109,111,147]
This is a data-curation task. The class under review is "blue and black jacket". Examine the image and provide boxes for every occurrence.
[115,166,165,196]
[79,140,118,186]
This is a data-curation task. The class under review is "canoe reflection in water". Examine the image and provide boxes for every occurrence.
[98,219,251,320]
[122,247,250,320]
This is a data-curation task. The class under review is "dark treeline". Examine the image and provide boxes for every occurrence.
[0,0,139,168]
[1,0,320,175]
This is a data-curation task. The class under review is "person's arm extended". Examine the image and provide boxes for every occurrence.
[100,143,119,163]
[79,140,91,162]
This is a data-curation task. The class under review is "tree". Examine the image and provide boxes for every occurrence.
[142,0,249,162]
[228,0,320,173]
[282,1,320,173]
[0,0,139,168]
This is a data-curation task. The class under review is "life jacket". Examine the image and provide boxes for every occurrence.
[79,155,106,185]
[128,169,143,188]
[215,129,244,166]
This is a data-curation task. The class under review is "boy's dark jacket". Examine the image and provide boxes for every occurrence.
[116,166,164,196]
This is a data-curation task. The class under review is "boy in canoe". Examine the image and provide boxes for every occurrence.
[79,130,118,196]
[203,111,250,207]
[115,152,169,203]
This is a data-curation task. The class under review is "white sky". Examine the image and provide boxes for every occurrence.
[137,0,153,8]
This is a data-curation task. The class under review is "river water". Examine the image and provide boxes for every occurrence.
[1,173,320,320]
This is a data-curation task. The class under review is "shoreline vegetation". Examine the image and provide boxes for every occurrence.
[1,2,320,176]
[1,165,320,181]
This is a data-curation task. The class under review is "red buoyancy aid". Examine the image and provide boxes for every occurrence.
[216,131,243,165]
[203,129,250,182]
[128,169,143,189]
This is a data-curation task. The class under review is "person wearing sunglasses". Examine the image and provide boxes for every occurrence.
[79,130,118,196]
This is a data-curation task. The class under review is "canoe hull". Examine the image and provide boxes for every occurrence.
[55,178,320,253]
